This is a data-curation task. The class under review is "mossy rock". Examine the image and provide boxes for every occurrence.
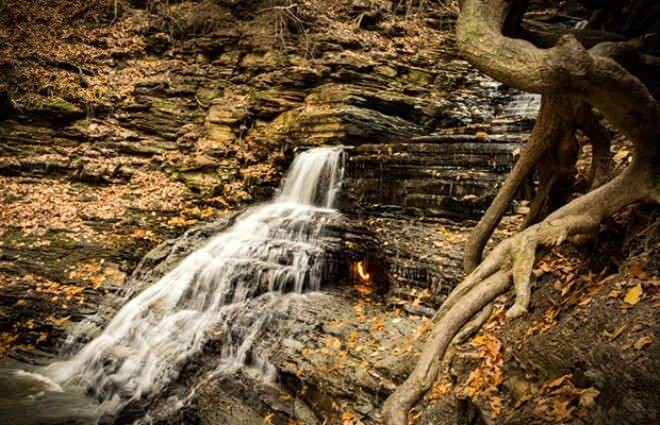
[374,65,398,78]
[407,69,434,85]
[24,96,85,120]
[196,86,222,105]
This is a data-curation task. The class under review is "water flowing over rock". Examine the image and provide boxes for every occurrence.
[501,92,542,117]
[2,147,365,423]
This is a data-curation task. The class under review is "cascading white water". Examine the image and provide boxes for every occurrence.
[502,92,541,117]
[29,146,345,420]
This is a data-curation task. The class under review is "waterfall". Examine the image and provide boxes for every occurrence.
[279,146,344,208]
[2,146,346,423]
[502,92,541,117]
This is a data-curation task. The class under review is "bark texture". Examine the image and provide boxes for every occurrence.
[382,0,659,423]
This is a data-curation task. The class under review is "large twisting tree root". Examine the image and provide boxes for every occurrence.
[382,1,659,424]
[463,94,616,271]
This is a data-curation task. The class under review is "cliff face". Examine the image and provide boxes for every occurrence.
[1,2,657,425]
[0,0,517,354]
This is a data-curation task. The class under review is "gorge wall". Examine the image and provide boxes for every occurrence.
[0,0,522,355]
[1,1,657,425]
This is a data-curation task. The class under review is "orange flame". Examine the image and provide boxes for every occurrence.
[352,259,374,296]
[356,260,371,282]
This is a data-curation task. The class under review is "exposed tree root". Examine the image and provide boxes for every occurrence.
[383,163,654,425]
[463,95,570,273]
[578,105,613,190]
[520,105,579,229]
[382,270,511,425]
[382,1,659,423]
[461,4,660,275]
[464,95,617,272]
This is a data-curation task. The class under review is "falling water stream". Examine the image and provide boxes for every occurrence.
[0,146,346,424]
[501,92,541,117]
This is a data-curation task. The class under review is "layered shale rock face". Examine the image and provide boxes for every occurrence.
[0,1,532,424]
[1,0,522,203]
[343,132,525,220]
[0,0,527,351]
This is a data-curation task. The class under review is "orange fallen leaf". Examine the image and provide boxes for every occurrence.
[429,377,452,400]
[578,297,592,306]
[628,263,648,279]
[603,324,626,340]
[623,284,643,305]
[633,334,653,350]
[579,388,600,408]
[324,337,342,351]
[370,319,385,332]
[543,374,573,391]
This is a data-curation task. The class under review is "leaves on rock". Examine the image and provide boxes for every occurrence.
[457,332,504,417]
[263,412,275,425]
[340,410,365,425]
[533,374,599,423]
[428,377,452,401]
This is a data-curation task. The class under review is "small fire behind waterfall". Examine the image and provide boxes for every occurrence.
[38,146,346,421]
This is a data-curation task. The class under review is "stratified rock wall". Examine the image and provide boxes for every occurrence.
[2,3,657,425]
[1,0,518,203]
[1,1,524,358]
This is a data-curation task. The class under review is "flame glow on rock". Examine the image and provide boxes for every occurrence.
[352,259,375,296]
[356,260,371,282]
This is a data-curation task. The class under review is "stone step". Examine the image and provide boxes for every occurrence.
[431,118,534,135]
[349,149,517,172]
[411,133,526,144]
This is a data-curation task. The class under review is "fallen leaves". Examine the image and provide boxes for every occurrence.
[633,333,653,350]
[68,260,126,290]
[411,288,431,307]
[323,336,342,351]
[353,301,367,322]
[15,273,87,304]
[0,332,19,357]
[428,377,452,401]
[340,410,364,425]
[0,172,190,239]
[457,332,504,417]
[50,315,71,327]
[613,147,630,163]
[521,305,560,344]
[562,272,611,309]
[282,361,305,378]
[533,374,599,423]
[627,263,648,280]
[623,283,643,305]
[167,215,197,228]
[602,324,626,341]
[370,319,385,332]
[263,413,275,425]
[131,229,161,243]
